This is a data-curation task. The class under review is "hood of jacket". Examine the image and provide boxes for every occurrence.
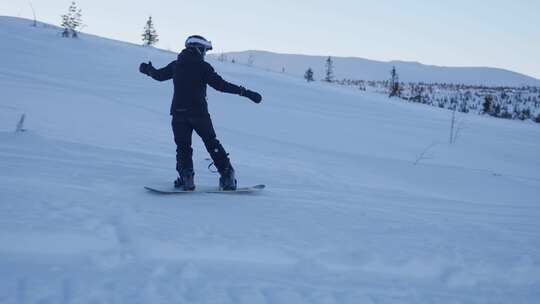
[177,48,204,63]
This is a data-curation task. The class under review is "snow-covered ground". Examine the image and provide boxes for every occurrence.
[1,16,540,303]
[210,50,540,87]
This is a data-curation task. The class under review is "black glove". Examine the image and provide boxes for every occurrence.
[239,86,262,104]
[139,61,154,76]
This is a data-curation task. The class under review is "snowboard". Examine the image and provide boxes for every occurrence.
[144,184,265,194]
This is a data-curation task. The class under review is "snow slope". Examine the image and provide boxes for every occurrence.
[212,50,540,87]
[1,16,540,303]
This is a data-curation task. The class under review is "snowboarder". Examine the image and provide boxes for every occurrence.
[139,35,262,191]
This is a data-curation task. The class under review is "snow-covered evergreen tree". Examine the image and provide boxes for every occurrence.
[483,95,492,114]
[324,57,334,82]
[494,103,502,117]
[218,53,227,62]
[142,16,159,46]
[389,66,401,97]
[304,68,314,82]
[60,2,82,38]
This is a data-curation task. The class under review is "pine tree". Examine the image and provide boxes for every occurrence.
[218,53,227,62]
[60,2,82,38]
[324,56,334,82]
[142,16,159,46]
[521,108,531,120]
[389,66,401,97]
[304,68,314,82]
[483,95,492,114]
[494,104,501,117]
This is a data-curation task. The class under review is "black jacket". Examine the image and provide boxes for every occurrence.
[149,48,242,116]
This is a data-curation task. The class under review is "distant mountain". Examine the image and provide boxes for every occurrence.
[209,50,540,87]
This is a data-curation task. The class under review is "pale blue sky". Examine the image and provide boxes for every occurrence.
[2,0,539,79]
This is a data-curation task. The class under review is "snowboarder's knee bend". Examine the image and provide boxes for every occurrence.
[175,137,192,150]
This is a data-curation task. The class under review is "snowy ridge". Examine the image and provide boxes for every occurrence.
[211,50,540,87]
[1,16,540,303]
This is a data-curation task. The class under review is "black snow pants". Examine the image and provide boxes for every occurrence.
[171,114,231,175]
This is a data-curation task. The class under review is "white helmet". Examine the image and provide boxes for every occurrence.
[185,35,213,51]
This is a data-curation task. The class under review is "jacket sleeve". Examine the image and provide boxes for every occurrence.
[149,61,174,81]
[205,63,242,94]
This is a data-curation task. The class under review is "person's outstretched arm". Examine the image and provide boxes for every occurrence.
[139,61,174,82]
[205,64,262,103]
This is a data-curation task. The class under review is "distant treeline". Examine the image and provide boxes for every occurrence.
[335,79,540,123]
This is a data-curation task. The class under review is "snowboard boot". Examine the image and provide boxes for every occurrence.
[174,168,195,191]
[219,166,237,191]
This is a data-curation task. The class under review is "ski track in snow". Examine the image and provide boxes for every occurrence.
[1,17,540,303]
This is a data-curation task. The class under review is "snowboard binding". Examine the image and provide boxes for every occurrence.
[174,168,195,191]
[219,166,237,191]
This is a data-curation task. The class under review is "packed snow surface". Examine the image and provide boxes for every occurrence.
[1,17,540,303]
